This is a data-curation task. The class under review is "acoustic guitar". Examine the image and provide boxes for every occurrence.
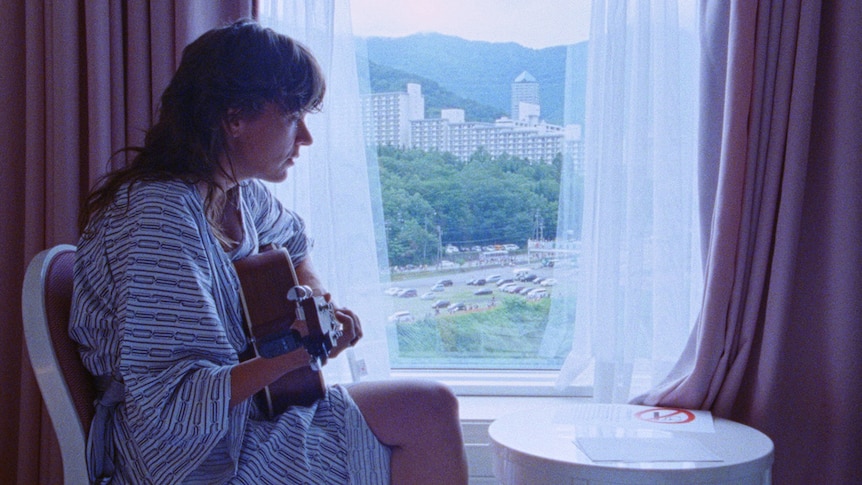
[233,246,341,417]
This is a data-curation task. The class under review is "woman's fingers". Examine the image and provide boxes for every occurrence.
[335,309,362,346]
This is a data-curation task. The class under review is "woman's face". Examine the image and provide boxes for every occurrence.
[223,102,313,185]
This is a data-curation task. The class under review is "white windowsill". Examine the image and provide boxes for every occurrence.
[457,394,590,422]
[390,368,593,422]
[391,361,592,389]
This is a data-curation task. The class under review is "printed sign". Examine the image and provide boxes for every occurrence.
[634,407,696,424]
[566,404,715,433]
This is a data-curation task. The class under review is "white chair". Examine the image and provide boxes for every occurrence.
[22,244,92,484]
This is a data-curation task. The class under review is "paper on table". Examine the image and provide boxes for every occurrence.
[575,436,723,462]
[567,404,716,433]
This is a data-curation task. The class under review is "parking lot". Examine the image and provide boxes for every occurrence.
[383,262,567,323]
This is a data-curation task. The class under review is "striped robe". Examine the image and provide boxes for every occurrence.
[70,179,389,484]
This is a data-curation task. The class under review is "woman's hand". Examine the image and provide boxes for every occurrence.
[328,304,362,359]
[292,258,361,359]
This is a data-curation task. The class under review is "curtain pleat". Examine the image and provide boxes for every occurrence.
[640,1,862,482]
[3,2,253,483]
[556,0,701,402]
[640,0,817,409]
[259,0,394,383]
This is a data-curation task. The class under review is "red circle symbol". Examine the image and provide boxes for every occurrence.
[634,407,696,424]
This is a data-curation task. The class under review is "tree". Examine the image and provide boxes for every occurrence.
[376,146,568,265]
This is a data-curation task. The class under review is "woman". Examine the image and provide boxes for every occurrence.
[70,19,468,484]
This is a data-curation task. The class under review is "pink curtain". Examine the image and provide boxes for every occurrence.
[1,2,253,483]
[639,1,862,483]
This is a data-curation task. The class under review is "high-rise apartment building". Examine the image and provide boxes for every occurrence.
[361,74,582,167]
[412,112,568,164]
[360,83,424,147]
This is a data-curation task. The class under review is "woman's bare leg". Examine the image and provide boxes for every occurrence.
[348,379,468,485]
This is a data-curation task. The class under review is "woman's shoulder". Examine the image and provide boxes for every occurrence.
[79,179,207,254]
[102,179,203,230]
[123,179,198,205]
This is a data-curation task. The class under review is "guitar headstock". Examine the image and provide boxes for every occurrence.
[289,285,343,367]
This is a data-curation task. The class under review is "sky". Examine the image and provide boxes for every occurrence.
[349,0,592,49]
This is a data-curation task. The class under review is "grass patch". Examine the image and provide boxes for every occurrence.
[395,297,552,360]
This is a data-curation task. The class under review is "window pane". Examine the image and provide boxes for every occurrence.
[351,0,589,370]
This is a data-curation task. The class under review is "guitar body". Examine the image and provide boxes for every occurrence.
[234,247,328,416]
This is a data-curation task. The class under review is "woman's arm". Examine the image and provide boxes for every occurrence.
[294,257,326,296]
[228,349,311,408]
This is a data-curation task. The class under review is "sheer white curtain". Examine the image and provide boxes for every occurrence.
[258,0,392,382]
[555,0,702,402]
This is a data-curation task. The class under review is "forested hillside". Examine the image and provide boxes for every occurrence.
[358,33,588,125]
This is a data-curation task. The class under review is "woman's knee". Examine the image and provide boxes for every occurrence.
[348,379,461,441]
[415,380,459,420]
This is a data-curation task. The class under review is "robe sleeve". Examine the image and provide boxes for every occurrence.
[110,186,239,482]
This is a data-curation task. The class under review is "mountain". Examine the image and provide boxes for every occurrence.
[367,61,506,122]
[356,32,588,126]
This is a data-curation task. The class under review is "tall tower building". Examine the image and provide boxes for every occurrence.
[361,83,425,147]
[511,71,540,122]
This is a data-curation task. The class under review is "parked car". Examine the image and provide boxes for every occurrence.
[431,283,446,292]
[420,292,436,300]
[387,311,414,323]
[397,288,417,298]
[385,287,402,296]
[436,279,454,287]
[432,300,450,309]
[486,274,502,283]
[513,268,530,278]
[474,288,493,296]
[448,302,467,313]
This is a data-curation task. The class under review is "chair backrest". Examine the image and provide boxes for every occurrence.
[22,244,93,485]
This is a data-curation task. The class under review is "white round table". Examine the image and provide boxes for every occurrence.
[490,403,774,484]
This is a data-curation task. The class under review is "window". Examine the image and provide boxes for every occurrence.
[351,0,590,376]
[260,0,700,402]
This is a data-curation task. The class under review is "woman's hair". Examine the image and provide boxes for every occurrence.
[79,18,326,235]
